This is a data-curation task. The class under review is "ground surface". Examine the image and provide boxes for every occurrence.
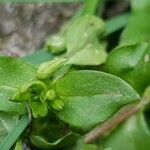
[0,3,79,56]
[0,1,128,57]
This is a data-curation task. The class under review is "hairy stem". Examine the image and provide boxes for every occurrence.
[84,97,150,143]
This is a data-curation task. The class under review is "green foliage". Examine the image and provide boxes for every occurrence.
[47,15,107,66]
[54,70,139,130]
[107,42,150,93]
[66,15,107,65]
[0,0,150,149]
[0,112,18,143]
[120,0,150,45]
[0,56,37,113]
[120,11,150,45]
[0,56,35,149]
[37,58,67,79]
[23,50,54,65]
[105,13,130,36]
[12,58,67,117]
[101,113,150,150]
[103,0,150,148]
[29,99,48,118]
[106,0,150,94]
[30,133,80,149]
[71,138,98,150]
[83,0,102,15]
[0,114,29,150]
[66,15,105,55]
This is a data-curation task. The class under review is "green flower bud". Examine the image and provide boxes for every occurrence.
[37,58,67,79]
[47,35,66,54]
[11,81,47,102]
[45,89,56,101]
[50,99,64,111]
[28,81,47,94]
[32,95,39,101]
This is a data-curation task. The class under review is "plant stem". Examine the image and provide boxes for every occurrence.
[84,97,150,143]
[83,0,103,15]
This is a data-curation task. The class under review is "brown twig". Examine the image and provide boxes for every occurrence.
[84,97,149,144]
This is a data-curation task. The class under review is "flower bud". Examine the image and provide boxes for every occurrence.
[50,99,64,111]
[45,89,56,101]
[47,35,66,54]
[37,58,67,79]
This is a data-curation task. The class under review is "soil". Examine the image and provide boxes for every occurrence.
[0,1,129,57]
[0,3,79,56]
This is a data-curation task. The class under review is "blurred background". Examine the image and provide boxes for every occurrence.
[0,0,129,57]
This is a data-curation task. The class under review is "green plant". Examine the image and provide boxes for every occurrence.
[0,0,150,149]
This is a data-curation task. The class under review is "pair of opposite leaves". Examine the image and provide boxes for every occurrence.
[106,0,150,94]
[32,89,150,150]
[0,56,140,131]
[30,0,150,149]
[47,15,107,66]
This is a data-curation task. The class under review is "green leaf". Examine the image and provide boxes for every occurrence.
[47,13,130,57]
[66,15,107,66]
[70,138,98,150]
[30,133,80,149]
[0,56,37,114]
[106,0,150,94]
[48,99,65,111]
[46,5,84,55]
[143,86,150,127]
[22,50,54,65]
[120,0,150,45]
[46,22,68,55]
[53,64,72,80]
[31,113,71,144]
[82,144,98,150]
[105,13,130,36]
[0,114,30,150]
[101,112,150,150]
[10,80,50,118]
[0,112,18,143]
[0,86,23,113]
[54,70,140,130]
[67,41,107,65]
[11,80,47,102]
[66,15,105,55]
[106,42,150,94]
[131,0,150,11]
[144,86,150,99]
[29,100,48,118]
[14,141,23,150]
